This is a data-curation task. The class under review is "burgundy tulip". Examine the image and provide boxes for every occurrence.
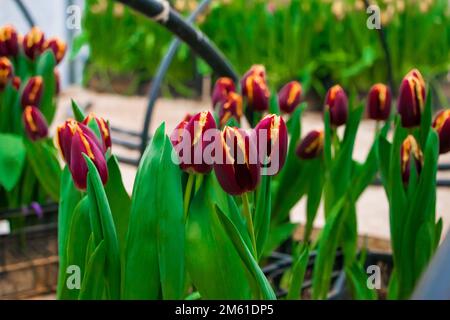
[397,69,426,128]
[56,119,108,190]
[21,76,43,108]
[325,85,348,127]
[296,130,324,160]
[82,113,112,151]
[0,57,13,90]
[212,77,235,109]
[433,110,450,154]
[278,81,302,114]
[22,105,48,141]
[241,65,267,83]
[254,114,288,175]
[218,92,243,126]
[23,27,45,60]
[54,69,60,94]
[214,126,260,195]
[12,76,21,90]
[171,111,217,174]
[400,135,423,184]
[367,83,392,121]
[43,37,66,64]
[0,25,19,57]
[241,65,270,112]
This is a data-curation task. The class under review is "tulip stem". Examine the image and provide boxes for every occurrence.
[242,192,257,257]
[184,174,195,220]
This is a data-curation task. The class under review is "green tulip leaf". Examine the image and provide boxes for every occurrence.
[123,123,185,300]
[186,175,253,299]
[36,51,57,123]
[85,155,121,299]
[216,206,276,300]
[0,134,26,192]
[287,244,310,300]
[57,167,83,298]
[24,138,61,201]
[71,99,86,122]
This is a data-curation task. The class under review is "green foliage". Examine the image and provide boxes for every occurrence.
[81,0,450,96]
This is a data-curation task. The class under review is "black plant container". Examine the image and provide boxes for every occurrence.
[263,250,393,300]
[0,203,58,298]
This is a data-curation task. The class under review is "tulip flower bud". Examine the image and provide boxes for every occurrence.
[170,118,189,149]
[241,65,270,112]
[242,65,267,82]
[325,85,348,127]
[397,69,426,128]
[43,37,66,64]
[214,126,260,195]
[21,76,43,108]
[242,74,270,112]
[22,106,48,141]
[0,25,19,57]
[23,27,45,60]
[57,120,105,163]
[82,113,112,151]
[278,81,302,114]
[0,57,13,90]
[171,111,217,174]
[212,77,235,109]
[400,135,423,184]
[12,76,21,90]
[56,120,108,190]
[296,130,324,159]
[367,83,392,121]
[218,92,243,126]
[433,110,450,154]
[254,114,288,175]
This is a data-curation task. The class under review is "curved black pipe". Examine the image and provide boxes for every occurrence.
[115,0,238,81]
[138,0,214,155]
[14,0,36,28]
[363,0,395,94]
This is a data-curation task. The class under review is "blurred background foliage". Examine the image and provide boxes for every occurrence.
[76,0,450,103]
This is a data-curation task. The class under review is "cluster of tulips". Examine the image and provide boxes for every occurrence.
[55,60,449,300]
[0,25,65,210]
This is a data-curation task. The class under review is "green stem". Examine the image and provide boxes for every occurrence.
[331,128,340,155]
[242,192,257,257]
[184,174,195,220]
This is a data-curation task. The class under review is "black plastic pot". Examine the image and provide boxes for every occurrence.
[264,250,393,300]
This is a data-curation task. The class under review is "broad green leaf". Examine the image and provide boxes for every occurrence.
[254,173,271,259]
[60,196,90,300]
[85,156,121,299]
[287,245,310,300]
[24,138,61,201]
[123,123,185,300]
[79,240,106,300]
[216,206,276,300]
[104,156,131,260]
[0,134,26,191]
[345,261,377,300]
[36,51,57,123]
[186,175,253,299]
[312,197,346,299]
[57,167,83,298]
